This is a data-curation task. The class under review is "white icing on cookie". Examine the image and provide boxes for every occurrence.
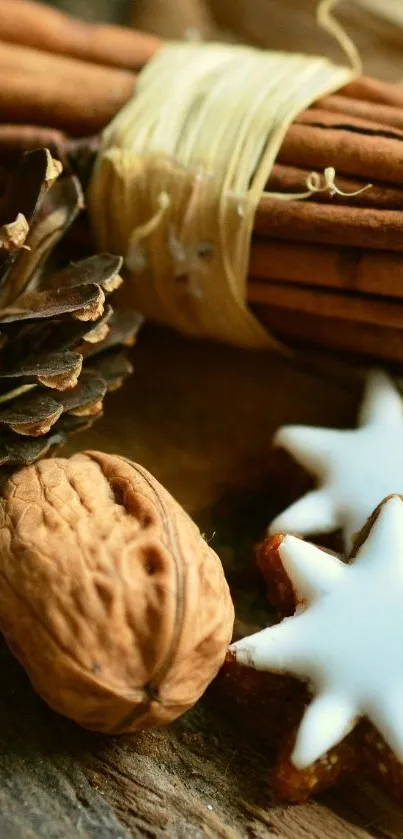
[231,496,403,768]
[270,370,403,549]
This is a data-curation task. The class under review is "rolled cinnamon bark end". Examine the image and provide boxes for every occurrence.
[0,0,161,70]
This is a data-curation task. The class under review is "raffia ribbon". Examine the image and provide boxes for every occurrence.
[88,39,357,348]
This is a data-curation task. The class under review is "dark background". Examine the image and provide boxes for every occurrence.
[44,0,131,22]
[43,0,403,80]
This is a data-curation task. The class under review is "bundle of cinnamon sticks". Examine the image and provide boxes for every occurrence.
[3,0,403,364]
[252,86,403,364]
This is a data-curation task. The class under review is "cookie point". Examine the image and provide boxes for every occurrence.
[229,640,255,668]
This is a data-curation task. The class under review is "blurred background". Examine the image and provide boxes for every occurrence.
[44,0,403,81]
[44,0,131,23]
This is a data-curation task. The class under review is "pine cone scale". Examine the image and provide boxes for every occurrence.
[50,253,123,292]
[0,349,83,388]
[0,172,84,305]
[0,391,64,437]
[0,284,105,323]
[0,148,141,464]
[0,214,29,252]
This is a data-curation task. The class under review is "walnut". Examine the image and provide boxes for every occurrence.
[0,451,234,733]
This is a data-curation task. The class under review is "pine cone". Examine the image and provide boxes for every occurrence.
[0,147,142,467]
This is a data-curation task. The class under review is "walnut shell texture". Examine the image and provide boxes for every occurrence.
[0,451,234,733]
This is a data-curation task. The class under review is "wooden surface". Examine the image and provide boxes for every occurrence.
[2,324,403,838]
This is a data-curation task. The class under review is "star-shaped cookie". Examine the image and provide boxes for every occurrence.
[230,495,403,801]
[270,370,403,549]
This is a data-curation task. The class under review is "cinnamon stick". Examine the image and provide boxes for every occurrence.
[0,44,136,134]
[0,39,136,86]
[249,280,403,363]
[254,198,403,251]
[248,279,403,328]
[267,164,403,209]
[0,0,161,71]
[277,123,403,186]
[250,277,403,362]
[252,302,403,364]
[295,107,403,139]
[249,238,403,297]
[341,76,403,110]
[316,94,403,132]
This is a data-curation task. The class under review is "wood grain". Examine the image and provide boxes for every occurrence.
[0,639,131,839]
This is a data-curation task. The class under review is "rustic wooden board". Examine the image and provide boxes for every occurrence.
[0,639,132,839]
[2,325,403,838]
